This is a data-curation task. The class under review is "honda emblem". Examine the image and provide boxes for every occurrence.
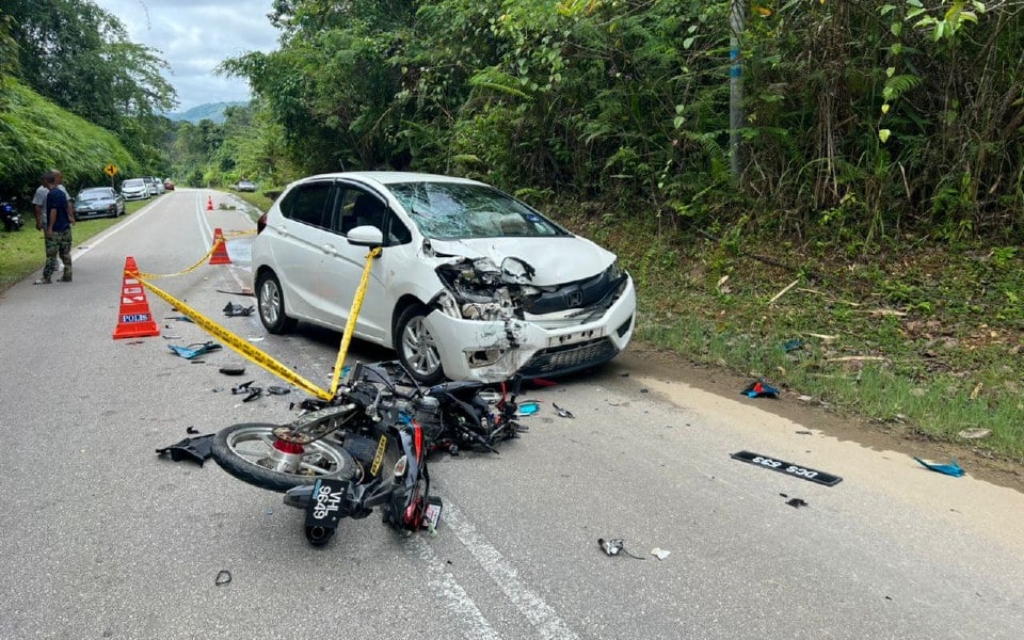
[565,290,584,307]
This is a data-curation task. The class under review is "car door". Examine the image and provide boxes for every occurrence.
[268,179,339,323]
[315,182,412,343]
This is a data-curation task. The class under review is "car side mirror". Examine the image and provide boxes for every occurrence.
[346,225,384,248]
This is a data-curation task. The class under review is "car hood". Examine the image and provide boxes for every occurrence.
[427,236,615,286]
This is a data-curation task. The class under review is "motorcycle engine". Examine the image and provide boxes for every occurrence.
[412,396,444,442]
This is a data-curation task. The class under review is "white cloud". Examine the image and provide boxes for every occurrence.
[91,0,279,111]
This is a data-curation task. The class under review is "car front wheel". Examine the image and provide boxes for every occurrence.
[395,305,445,385]
[257,271,297,334]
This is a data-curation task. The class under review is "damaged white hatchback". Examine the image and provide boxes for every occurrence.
[251,172,636,384]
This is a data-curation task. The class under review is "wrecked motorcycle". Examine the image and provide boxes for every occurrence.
[1,198,24,232]
[211,361,524,545]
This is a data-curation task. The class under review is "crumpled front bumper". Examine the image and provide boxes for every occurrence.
[424,276,636,383]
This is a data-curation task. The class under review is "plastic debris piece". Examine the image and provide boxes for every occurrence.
[517,401,540,416]
[267,385,290,396]
[219,365,246,376]
[741,379,780,398]
[958,428,991,440]
[215,570,232,586]
[168,341,222,359]
[242,387,264,403]
[231,380,255,395]
[782,339,804,352]
[155,435,214,466]
[553,403,575,419]
[598,538,645,560]
[223,302,255,317]
[786,498,808,508]
[186,426,199,434]
[651,548,671,561]
[914,457,965,477]
[795,430,813,435]
[165,315,195,323]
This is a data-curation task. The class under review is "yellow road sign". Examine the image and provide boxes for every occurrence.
[104,163,119,178]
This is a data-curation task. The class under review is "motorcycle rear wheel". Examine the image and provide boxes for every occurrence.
[212,422,358,493]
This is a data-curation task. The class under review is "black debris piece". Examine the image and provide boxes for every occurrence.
[598,538,645,560]
[786,498,809,508]
[223,302,255,317]
[231,380,255,395]
[552,403,575,419]
[796,430,813,435]
[186,426,199,434]
[215,570,232,586]
[219,365,246,376]
[267,385,290,396]
[155,434,214,466]
[242,387,264,402]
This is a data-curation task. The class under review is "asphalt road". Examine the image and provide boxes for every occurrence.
[1,189,1022,639]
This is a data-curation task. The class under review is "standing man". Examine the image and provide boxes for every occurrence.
[30,170,49,231]
[33,173,75,284]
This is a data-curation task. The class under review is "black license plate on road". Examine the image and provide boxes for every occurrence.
[730,450,843,487]
[304,478,349,527]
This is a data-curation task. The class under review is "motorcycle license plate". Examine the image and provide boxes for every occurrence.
[304,478,348,528]
[730,450,843,487]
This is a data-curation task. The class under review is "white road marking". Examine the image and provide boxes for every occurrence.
[407,536,504,640]
[443,503,580,640]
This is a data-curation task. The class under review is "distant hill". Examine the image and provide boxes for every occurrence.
[166,101,247,124]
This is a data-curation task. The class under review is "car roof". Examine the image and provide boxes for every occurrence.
[80,187,112,193]
[299,171,484,188]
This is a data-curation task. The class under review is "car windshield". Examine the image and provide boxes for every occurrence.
[124,179,144,188]
[78,189,111,200]
[386,182,567,240]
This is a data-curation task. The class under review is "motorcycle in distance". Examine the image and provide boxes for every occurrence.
[211,361,525,546]
[1,197,24,232]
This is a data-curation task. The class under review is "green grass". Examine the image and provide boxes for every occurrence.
[562,210,1024,463]
[0,198,153,290]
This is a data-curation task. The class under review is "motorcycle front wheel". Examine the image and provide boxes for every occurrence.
[211,422,358,493]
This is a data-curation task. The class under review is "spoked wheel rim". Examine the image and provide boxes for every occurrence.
[401,317,441,378]
[259,278,282,326]
[224,425,348,478]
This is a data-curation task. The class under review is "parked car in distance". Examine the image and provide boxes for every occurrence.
[142,176,160,196]
[121,178,151,201]
[237,180,257,192]
[163,179,175,191]
[74,187,126,219]
[251,171,636,385]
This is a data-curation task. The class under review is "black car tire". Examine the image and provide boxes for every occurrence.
[257,270,298,334]
[395,304,446,386]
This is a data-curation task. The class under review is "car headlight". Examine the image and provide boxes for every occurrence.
[607,260,625,281]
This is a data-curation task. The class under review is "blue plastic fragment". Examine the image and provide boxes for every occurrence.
[517,402,540,416]
[914,457,965,477]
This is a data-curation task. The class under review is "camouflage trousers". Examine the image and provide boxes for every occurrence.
[43,229,73,281]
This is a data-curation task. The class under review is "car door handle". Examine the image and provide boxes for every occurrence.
[321,244,336,255]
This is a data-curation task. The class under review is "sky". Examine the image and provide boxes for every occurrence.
[90,0,280,112]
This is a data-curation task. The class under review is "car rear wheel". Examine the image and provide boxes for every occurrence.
[395,305,445,385]
[257,271,297,334]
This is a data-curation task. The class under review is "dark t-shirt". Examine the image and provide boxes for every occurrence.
[46,188,71,232]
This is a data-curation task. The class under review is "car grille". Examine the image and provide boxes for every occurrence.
[519,337,619,377]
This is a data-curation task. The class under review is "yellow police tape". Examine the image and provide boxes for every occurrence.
[136,242,217,280]
[129,246,382,403]
[329,247,382,397]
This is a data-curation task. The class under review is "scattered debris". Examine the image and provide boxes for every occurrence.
[650,548,671,561]
[781,338,804,353]
[219,365,246,376]
[640,388,649,394]
[162,335,183,340]
[958,428,992,440]
[969,382,983,400]
[795,430,813,435]
[620,372,630,377]
[552,403,575,419]
[215,570,232,586]
[217,288,255,297]
[267,386,290,396]
[741,379,780,398]
[168,342,222,359]
[155,434,214,465]
[797,395,814,403]
[165,315,194,323]
[767,279,800,306]
[223,302,255,317]
[186,426,199,434]
[914,457,965,477]
[598,538,645,559]
[731,451,843,486]
[231,380,256,395]
[786,498,809,508]
[517,401,540,417]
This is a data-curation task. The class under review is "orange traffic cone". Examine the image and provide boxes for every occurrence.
[206,196,214,211]
[209,228,231,265]
[113,257,160,339]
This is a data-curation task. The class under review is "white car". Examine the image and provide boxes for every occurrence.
[252,172,636,384]
[121,178,150,201]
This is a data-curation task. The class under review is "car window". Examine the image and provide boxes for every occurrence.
[280,181,334,229]
[124,179,145,188]
[386,182,566,240]
[330,186,411,246]
[79,189,111,199]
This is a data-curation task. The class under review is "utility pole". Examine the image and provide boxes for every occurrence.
[729,0,746,180]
